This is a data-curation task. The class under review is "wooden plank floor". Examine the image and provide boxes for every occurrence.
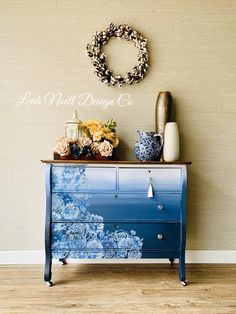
[0,264,235,314]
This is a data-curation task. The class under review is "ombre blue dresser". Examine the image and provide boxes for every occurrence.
[42,160,191,286]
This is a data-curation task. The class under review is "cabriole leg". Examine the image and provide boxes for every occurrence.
[179,252,187,286]
[44,164,53,287]
[169,258,174,265]
[59,258,67,265]
[44,255,53,287]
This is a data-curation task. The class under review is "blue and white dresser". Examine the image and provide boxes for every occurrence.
[42,161,191,286]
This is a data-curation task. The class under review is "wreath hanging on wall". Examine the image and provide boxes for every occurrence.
[86,23,149,87]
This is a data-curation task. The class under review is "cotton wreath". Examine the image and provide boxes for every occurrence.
[86,23,149,87]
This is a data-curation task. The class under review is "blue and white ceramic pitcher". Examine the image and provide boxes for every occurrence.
[134,131,163,161]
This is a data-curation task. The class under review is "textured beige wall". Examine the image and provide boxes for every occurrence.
[0,0,236,251]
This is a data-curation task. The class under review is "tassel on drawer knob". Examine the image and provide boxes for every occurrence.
[147,177,154,198]
[157,234,163,240]
[157,204,164,210]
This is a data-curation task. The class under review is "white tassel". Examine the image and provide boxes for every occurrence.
[147,180,154,198]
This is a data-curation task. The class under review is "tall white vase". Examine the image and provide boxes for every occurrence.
[163,122,180,162]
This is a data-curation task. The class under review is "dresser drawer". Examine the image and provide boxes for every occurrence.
[52,166,116,192]
[118,168,182,192]
[51,222,180,252]
[52,250,144,259]
[52,193,181,222]
[52,250,179,259]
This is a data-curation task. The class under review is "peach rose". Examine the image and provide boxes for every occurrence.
[98,140,113,157]
[91,142,100,154]
[81,137,92,147]
[54,138,71,156]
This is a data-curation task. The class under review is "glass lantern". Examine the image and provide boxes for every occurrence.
[64,110,88,141]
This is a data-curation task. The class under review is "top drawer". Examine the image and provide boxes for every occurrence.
[52,166,116,192]
[118,167,182,192]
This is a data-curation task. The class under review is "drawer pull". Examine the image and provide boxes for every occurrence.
[157,204,164,210]
[157,234,163,240]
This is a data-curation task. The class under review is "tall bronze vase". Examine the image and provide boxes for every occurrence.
[155,91,173,136]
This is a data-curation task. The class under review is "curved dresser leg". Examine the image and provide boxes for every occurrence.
[46,280,53,287]
[179,165,187,286]
[59,258,67,265]
[44,249,53,287]
[44,164,53,287]
[179,252,187,286]
[169,258,174,265]
[180,280,187,286]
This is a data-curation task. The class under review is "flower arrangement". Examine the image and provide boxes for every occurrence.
[54,118,119,159]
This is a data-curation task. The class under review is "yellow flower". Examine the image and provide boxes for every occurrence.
[111,135,119,148]
[101,127,115,141]
[92,130,103,142]
[82,119,103,135]
[90,125,103,135]
[81,118,119,147]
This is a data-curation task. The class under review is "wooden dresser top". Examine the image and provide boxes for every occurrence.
[41,160,192,165]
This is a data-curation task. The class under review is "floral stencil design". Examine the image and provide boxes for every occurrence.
[52,193,92,222]
[52,165,86,191]
[51,165,143,259]
[52,223,143,259]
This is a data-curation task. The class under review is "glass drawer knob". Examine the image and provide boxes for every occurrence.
[157,204,164,210]
[157,234,163,240]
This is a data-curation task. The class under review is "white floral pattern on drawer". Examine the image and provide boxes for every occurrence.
[51,223,143,259]
[52,165,116,192]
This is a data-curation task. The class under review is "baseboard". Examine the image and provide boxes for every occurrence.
[0,250,235,264]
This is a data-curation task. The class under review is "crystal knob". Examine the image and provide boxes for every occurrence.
[157,234,163,240]
[157,204,164,210]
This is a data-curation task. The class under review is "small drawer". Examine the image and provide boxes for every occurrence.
[108,222,180,250]
[52,166,116,192]
[51,193,181,222]
[118,168,182,192]
[51,222,180,252]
